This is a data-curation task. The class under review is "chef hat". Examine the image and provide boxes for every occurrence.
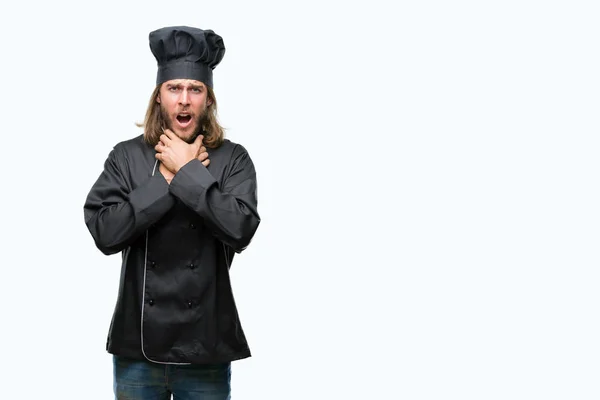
[149,26,225,88]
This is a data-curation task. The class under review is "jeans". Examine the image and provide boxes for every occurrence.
[113,355,232,400]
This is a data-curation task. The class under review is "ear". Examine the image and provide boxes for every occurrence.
[156,93,161,104]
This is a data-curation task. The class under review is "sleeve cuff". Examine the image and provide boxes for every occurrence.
[128,173,175,221]
[169,159,217,202]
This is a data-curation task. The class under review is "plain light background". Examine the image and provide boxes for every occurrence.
[1,0,599,398]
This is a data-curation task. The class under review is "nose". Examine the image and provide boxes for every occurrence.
[179,89,190,106]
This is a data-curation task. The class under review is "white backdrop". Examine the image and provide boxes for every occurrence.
[1,0,599,399]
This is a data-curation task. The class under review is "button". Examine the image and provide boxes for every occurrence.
[149,299,154,306]
[150,261,156,268]
[189,264,196,270]
[189,223,196,229]
[187,301,193,308]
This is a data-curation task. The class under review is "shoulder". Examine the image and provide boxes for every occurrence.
[109,134,154,163]
[210,139,256,174]
[104,134,154,172]
[217,138,251,159]
[112,134,149,154]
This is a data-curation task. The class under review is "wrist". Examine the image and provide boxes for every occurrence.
[177,157,195,173]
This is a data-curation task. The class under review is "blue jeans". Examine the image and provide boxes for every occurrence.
[113,355,231,399]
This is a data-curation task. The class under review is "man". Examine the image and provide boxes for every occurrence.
[83,26,260,399]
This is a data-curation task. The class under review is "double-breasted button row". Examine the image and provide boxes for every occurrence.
[147,299,195,308]
[148,261,197,269]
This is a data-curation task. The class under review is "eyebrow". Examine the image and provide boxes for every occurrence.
[166,83,204,90]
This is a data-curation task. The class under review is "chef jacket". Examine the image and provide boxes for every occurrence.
[83,134,260,364]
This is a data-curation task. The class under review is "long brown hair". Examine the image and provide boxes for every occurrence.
[138,84,225,149]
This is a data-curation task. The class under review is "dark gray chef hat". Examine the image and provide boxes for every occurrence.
[149,26,225,88]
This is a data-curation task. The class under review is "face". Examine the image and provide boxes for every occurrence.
[157,79,211,142]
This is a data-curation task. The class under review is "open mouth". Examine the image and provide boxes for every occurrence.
[176,114,192,127]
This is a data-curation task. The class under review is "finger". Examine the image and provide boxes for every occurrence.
[159,134,171,145]
[155,143,165,152]
[202,159,210,167]
[164,129,179,141]
[198,152,209,161]
[199,146,206,153]
[194,134,204,145]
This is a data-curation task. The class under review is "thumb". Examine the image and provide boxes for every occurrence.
[194,135,204,156]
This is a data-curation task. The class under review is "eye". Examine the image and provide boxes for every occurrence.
[191,87,202,93]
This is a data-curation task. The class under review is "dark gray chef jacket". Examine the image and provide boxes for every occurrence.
[83,134,260,364]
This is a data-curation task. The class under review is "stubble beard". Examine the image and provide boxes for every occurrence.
[160,104,208,144]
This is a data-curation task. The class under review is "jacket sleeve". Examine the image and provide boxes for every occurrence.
[168,145,260,253]
[83,147,176,255]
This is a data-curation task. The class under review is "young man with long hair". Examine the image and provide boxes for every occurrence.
[83,26,260,399]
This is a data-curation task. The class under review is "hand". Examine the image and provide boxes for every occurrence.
[154,129,202,173]
[159,162,175,184]
[197,145,210,167]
